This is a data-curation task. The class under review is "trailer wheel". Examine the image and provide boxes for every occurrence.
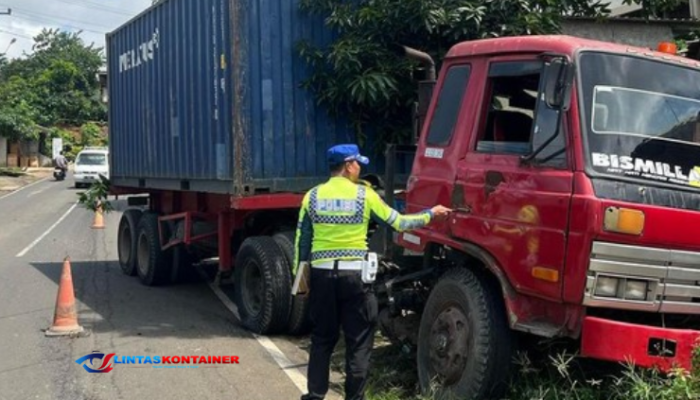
[118,209,143,276]
[233,236,291,335]
[417,268,512,400]
[135,212,172,286]
[273,231,311,336]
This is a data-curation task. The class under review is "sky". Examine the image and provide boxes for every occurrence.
[0,0,152,60]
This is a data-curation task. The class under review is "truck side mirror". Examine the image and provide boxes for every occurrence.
[521,56,574,164]
[544,58,574,111]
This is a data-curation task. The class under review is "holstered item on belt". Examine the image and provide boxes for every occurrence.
[361,253,378,284]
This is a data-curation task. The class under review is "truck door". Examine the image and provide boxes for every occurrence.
[450,57,574,300]
[406,61,480,227]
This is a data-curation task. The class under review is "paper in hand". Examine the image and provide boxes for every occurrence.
[292,261,310,296]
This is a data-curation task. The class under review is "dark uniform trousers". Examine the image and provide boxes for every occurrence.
[302,262,378,400]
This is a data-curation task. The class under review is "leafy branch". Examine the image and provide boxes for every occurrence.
[77,174,113,213]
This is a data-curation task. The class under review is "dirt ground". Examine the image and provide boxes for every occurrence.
[0,168,53,197]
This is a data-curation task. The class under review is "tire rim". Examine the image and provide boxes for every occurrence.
[119,223,132,265]
[137,232,150,277]
[428,305,470,386]
[242,259,263,316]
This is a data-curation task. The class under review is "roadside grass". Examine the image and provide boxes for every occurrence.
[0,167,26,177]
[327,336,700,400]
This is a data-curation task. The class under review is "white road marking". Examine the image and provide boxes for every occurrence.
[15,202,79,258]
[0,177,49,201]
[27,186,49,197]
[202,273,308,393]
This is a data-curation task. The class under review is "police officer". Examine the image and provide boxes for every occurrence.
[295,144,452,400]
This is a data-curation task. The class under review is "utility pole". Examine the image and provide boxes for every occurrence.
[0,8,10,15]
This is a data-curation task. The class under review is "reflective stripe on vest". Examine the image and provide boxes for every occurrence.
[311,249,367,262]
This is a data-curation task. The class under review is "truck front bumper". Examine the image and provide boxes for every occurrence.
[581,316,700,371]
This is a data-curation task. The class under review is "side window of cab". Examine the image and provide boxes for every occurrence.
[424,65,471,147]
[475,60,567,167]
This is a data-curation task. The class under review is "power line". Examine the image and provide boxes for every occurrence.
[11,10,108,34]
[55,0,142,17]
[0,28,33,40]
[13,8,110,30]
[0,5,114,32]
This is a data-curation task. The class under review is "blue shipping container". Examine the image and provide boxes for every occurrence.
[107,0,404,195]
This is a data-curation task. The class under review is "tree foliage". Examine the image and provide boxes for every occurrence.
[0,76,39,141]
[298,0,686,145]
[622,0,688,18]
[0,29,106,141]
[79,121,104,147]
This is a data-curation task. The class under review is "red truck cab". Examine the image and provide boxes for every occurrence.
[396,35,700,390]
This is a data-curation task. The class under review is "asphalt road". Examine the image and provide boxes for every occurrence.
[0,177,341,400]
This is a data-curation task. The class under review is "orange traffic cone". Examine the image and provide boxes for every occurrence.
[45,257,85,337]
[91,202,105,229]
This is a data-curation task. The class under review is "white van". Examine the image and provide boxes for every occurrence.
[73,147,109,188]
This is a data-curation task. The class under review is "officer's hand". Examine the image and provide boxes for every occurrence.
[431,205,453,218]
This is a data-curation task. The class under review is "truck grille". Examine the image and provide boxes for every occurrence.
[584,242,700,314]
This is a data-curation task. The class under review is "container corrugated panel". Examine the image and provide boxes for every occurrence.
[107,0,395,195]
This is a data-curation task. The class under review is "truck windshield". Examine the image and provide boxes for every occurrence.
[579,52,700,189]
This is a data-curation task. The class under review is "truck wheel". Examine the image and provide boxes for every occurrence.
[135,212,172,286]
[417,268,512,400]
[273,231,311,336]
[118,209,142,276]
[233,236,291,335]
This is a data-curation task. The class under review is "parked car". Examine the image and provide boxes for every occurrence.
[73,147,109,188]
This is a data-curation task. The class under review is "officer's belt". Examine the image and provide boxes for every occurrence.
[313,260,363,271]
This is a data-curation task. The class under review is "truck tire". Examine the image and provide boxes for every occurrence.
[417,268,512,400]
[273,231,311,336]
[233,236,291,335]
[118,209,142,276]
[135,212,172,286]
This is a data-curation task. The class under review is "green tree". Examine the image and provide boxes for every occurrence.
[0,76,39,141]
[0,29,106,127]
[298,0,685,146]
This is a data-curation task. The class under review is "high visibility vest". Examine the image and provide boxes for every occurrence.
[294,176,433,272]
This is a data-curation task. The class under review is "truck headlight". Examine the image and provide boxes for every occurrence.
[624,279,648,301]
[595,276,619,297]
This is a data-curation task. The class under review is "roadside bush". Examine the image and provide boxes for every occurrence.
[79,121,106,147]
[355,339,700,400]
[41,122,106,162]
[43,126,80,161]
[508,346,700,400]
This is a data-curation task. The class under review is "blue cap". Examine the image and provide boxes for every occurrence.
[327,144,369,165]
